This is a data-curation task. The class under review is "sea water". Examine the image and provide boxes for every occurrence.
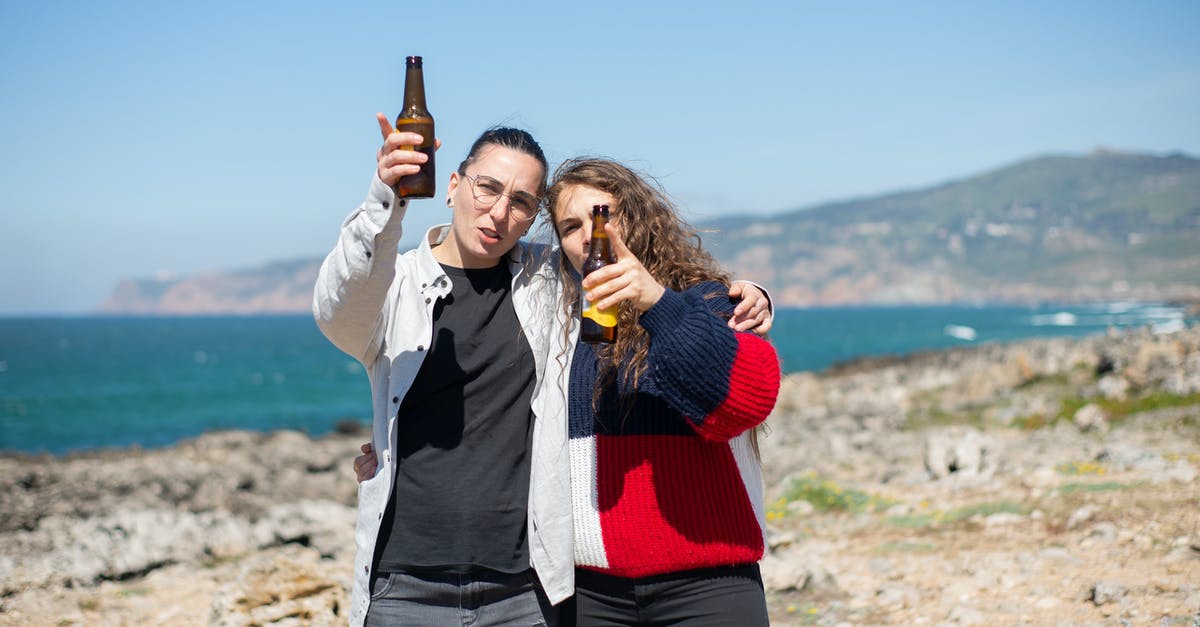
[0,303,1191,455]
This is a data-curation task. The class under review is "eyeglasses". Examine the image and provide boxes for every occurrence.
[462,173,540,222]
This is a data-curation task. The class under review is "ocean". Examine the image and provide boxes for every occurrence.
[0,303,1191,456]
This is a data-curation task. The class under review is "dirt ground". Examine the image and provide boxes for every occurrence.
[766,476,1199,625]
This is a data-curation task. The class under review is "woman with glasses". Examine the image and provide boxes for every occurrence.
[319,116,772,627]
[545,157,780,626]
[318,116,570,627]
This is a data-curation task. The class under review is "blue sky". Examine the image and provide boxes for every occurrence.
[1,1,1197,314]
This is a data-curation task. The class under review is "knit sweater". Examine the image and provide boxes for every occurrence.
[568,282,781,578]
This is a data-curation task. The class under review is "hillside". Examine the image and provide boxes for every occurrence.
[97,150,1200,313]
[96,259,320,315]
[703,149,1200,306]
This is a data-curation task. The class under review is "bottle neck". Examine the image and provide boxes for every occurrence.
[403,65,428,112]
[589,238,613,259]
[589,228,612,261]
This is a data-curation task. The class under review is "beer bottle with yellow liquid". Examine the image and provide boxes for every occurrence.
[393,55,435,198]
[581,204,618,344]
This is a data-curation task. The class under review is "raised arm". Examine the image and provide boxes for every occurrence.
[312,114,433,364]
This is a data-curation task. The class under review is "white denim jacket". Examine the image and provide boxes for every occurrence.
[312,175,574,626]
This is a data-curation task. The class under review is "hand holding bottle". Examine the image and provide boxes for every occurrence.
[581,223,666,314]
[374,113,441,188]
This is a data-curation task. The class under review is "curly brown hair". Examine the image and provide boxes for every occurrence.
[543,157,731,396]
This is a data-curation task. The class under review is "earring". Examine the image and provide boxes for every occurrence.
[446,198,452,207]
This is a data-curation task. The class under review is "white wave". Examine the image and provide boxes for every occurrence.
[944,324,977,341]
[1141,307,1184,321]
[1152,319,1186,335]
[1031,312,1077,327]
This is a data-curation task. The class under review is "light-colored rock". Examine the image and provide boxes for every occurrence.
[1066,505,1098,530]
[984,512,1024,527]
[760,552,809,593]
[210,545,348,627]
[876,584,921,609]
[1097,374,1130,400]
[254,500,357,559]
[1165,460,1198,484]
[1164,547,1200,563]
[1096,442,1168,472]
[944,604,987,625]
[1073,403,1108,432]
[786,499,815,516]
[2,509,249,591]
[1086,521,1118,545]
[924,427,995,480]
[1090,581,1128,605]
[761,549,840,595]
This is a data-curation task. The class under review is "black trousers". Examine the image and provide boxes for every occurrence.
[563,564,769,626]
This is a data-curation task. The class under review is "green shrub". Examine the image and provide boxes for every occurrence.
[1057,481,1131,494]
[778,473,895,514]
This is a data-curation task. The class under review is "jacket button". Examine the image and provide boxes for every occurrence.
[382,201,390,209]
[365,251,372,258]
[422,283,427,288]
[425,297,431,304]
[417,345,425,351]
[392,396,399,404]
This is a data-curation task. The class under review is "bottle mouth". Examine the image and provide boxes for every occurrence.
[407,55,423,66]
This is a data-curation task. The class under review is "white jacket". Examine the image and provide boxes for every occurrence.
[312,175,574,626]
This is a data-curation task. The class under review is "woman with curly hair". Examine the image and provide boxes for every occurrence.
[546,157,780,626]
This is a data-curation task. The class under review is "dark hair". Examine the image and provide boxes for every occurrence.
[457,127,549,196]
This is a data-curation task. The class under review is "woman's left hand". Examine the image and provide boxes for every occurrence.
[729,282,773,335]
[580,224,666,312]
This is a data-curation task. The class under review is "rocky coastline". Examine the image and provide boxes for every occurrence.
[2,325,1199,626]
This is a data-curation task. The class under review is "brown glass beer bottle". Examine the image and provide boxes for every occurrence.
[393,55,436,198]
[581,204,618,344]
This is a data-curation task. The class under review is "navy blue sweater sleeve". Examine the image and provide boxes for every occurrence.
[638,282,780,441]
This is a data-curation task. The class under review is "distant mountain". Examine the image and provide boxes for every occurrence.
[97,258,320,315]
[701,149,1200,305]
[98,150,1200,314]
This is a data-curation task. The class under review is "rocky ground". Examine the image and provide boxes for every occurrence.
[2,326,1198,626]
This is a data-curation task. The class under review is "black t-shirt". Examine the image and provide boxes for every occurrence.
[375,262,537,575]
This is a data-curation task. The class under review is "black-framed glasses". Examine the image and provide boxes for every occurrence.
[462,173,540,222]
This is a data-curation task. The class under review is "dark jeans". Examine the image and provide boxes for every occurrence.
[564,564,769,626]
[366,569,558,627]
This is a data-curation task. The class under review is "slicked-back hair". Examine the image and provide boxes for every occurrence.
[457,127,549,196]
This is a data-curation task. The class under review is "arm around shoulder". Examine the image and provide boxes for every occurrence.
[639,284,781,441]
